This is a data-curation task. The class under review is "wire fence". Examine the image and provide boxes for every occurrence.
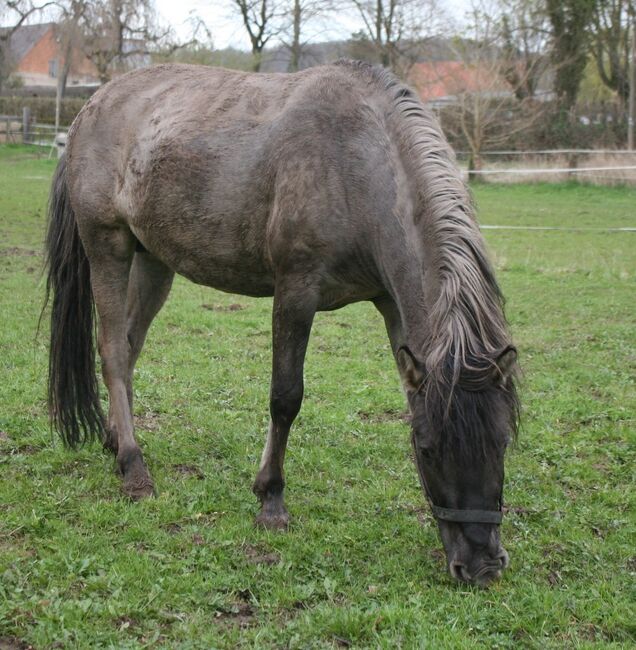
[3,113,636,185]
[0,114,69,150]
[456,149,636,186]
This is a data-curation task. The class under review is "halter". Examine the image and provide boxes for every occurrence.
[413,439,504,525]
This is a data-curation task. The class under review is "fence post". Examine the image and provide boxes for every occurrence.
[22,107,31,144]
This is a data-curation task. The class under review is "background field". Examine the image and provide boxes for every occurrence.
[0,145,634,649]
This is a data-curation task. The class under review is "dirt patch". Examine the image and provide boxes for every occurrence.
[115,615,140,631]
[202,303,245,312]
[0,639,33,650]
[162,523,182,535]
[0,443,42,457]
[172,463,204,480]
[214,592,256,629]
[0,431,9,442]
[357,409,410,424]
[135,411,162,432]
[0,248,39,257]
[244,543,280,566]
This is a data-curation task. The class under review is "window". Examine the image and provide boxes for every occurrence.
[48,59,57,78]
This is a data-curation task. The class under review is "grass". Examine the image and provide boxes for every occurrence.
[0,144,634,649]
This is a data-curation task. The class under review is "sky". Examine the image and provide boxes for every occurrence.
[154,0,469,50]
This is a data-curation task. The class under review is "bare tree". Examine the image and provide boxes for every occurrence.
[347,0,443,77]
[0,0,54,91]
[231,0,281,72]
[546,0,595,109]
[440,0,545,178]
[282,0,328,72]
[590,0,635,105]
[500,0,551,100]
[79,0,171,83]
[55,0,86,98]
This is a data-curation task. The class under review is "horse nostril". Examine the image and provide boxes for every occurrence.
[450,561,472,582]
[495,549,510,569]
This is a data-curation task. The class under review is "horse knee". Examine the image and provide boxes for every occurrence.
[270,384,303,427]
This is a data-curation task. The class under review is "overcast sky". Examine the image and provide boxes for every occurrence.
[154,0,469,50]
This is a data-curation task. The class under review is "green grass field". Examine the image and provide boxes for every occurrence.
[1,144,634,649]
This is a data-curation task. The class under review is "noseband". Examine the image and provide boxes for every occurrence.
[429,503,503,525]
[414,444,504,525]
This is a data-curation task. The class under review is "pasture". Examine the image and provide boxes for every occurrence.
[0,144,634,648]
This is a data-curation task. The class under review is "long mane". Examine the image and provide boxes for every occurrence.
[337,60,520,457]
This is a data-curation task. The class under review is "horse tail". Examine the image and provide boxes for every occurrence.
[44,153,104,448]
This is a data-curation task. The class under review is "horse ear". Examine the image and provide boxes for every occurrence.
[493,345,517,386]
[397,346,425,392]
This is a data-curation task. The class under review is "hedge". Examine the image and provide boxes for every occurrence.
[0,96,87,126]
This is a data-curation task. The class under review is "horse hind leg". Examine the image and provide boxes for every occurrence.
[103,250,174,454]
[82,224,154,499]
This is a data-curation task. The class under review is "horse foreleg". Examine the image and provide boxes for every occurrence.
[253,282,317,529]
[83,225,154,499]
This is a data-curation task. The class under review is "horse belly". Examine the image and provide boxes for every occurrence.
[130,220,275,297]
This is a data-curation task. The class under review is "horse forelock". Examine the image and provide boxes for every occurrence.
[336,60,519,453]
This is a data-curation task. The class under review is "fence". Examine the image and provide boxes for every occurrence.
[455,149,636,186]
[0,108,68,150]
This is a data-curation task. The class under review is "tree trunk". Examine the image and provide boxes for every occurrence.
[289,0,301,72]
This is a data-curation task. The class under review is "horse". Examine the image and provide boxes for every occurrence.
[44,60,519,586]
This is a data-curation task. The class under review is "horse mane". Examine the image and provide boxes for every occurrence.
[335,60,520,458]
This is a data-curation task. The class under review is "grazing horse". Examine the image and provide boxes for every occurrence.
[45,61,519,586]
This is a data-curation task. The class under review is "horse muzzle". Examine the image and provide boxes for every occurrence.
[448,546,509,587]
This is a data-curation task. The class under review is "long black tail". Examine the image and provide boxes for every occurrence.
[44,154,104,447]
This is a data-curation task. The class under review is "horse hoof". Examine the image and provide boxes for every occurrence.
[122,475,155,501]
[255,510,289,530]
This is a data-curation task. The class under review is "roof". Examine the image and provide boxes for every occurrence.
[409,61,511,102]
[1,22,54,63]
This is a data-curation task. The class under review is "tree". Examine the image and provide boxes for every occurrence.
[546,0,595,109]
[282,0,329,72]
[590,0,635,105]
[79,0,171,83]
[348,0,442,76]
[499,0,551,100]
[231,0,280,72]
[55,0,85,99]
[440,0,545,178]
[0,0,54,92]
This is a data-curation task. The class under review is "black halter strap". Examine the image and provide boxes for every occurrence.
[430,504,503,525]
[414,449,504,525]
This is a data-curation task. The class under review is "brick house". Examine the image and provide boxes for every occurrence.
[5,22,99,89]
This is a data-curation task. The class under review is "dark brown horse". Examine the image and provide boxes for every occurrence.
[45,61,519,586]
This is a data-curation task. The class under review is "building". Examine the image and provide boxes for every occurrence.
[3,22,99,92]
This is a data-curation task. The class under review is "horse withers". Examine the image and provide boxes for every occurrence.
[44,61,519,586]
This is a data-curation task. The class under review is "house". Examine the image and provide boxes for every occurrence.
[408,61,513,108]
[4,22,99,91]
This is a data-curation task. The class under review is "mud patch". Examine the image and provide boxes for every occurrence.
[202,303,245,312]
[244,543,280,566]
[0,248,39,257]
[214,602,254,628]
[172,463,204,480]
[162,523,182,535]
[115,615,140,632]
[0,431,9,442]
[0,638,33,650]
[358,408,410,424]
[135,411,162,432]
